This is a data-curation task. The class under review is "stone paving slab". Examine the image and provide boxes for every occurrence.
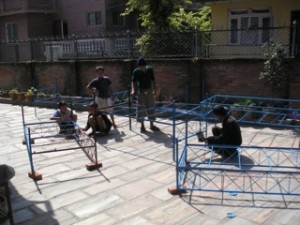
[0,103,300,225]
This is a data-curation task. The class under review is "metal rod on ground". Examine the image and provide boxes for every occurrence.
[128,86,132,130]
[27,127,35,176]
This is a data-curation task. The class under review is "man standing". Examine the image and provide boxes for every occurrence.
[131,57,160,133]
[198,105,242,158]
[86,66,117,128]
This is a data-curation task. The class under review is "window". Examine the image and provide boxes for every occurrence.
[112,10,124,26]
[5,23,18,41]
[87,11,102,26]
[229,9,272,45]
[53,20,68,37]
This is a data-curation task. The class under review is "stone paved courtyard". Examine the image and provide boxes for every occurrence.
[0,103,300,225]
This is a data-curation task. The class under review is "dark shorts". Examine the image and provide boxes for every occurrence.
[60,121,75,134]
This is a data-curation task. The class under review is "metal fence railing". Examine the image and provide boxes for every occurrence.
[0,26,297,62]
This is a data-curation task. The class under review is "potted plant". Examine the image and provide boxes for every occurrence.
[0,89,8,98]
[9,88,18,100]
[231,99,254,120]
[45,93,52,99]
[17,91,26,101]
[36,92,45,99]
[25,87,37,102]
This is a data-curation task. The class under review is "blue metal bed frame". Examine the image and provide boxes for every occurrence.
[31,89,300,196]
[172,95,300,196]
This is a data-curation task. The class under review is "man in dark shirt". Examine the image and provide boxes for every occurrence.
[131,57,160,133]
[199,105,242,158]
[86,66,117,128]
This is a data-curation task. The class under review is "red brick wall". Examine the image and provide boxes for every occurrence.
[151,59,192,102]
[201,59,274,98]
[0,64,31,90]
[0,58,299,103]
[33,62,76,94]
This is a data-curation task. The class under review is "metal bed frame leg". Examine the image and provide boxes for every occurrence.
[86,136,103,170]
[26,128,42,181]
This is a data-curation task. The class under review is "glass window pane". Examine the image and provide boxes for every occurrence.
[6,23,18,41]
[252,9,270,14]
[95,12,102,25]
[113,11,123,26]
[231,10,248,15]
[241,17,259,45]
[241,17,248,29]
[262,17,271,43]
[87,12,101,26]
[230,19,238,44]
[250,17,259,29]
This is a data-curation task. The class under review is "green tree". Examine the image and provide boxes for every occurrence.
[123,1,211,56]
[170,6,211,31]
[259,42,289,97]
[124,0,182,31]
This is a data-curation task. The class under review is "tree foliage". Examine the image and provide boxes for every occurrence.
[259,42,289,96]
[170,6,211,31]
[123,0,211,31]
[123,0,211,56]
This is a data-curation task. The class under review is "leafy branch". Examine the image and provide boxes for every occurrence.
[259,42,288,95]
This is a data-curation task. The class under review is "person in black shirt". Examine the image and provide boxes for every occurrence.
[131,57,160,133]
[86,66,117,128]
[198,105,242,158]
[83,102,112,136]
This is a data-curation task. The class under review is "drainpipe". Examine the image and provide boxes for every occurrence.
[30,40,36,88]
[201,61,207,101]
[194,26,198,59]
[291,20,297,58]
[73,35,80,95]
[61,20,64,39]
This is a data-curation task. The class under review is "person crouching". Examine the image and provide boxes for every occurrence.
[83,102,112,136]
[198,105,242,159]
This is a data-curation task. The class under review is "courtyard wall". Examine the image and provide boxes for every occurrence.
[0,58,299,103]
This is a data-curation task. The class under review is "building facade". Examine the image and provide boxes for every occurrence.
[0,0,57,40]
[0,0,138,41]
[197,0,300,58]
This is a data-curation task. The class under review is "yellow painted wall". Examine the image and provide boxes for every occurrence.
[211,0,300,29]
[208,0,300,58]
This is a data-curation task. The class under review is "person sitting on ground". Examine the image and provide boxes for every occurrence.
[198,105,242,158]
[50,101,78,134]
[83,102,112,136]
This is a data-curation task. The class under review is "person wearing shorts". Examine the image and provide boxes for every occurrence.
[86,66,117,128]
